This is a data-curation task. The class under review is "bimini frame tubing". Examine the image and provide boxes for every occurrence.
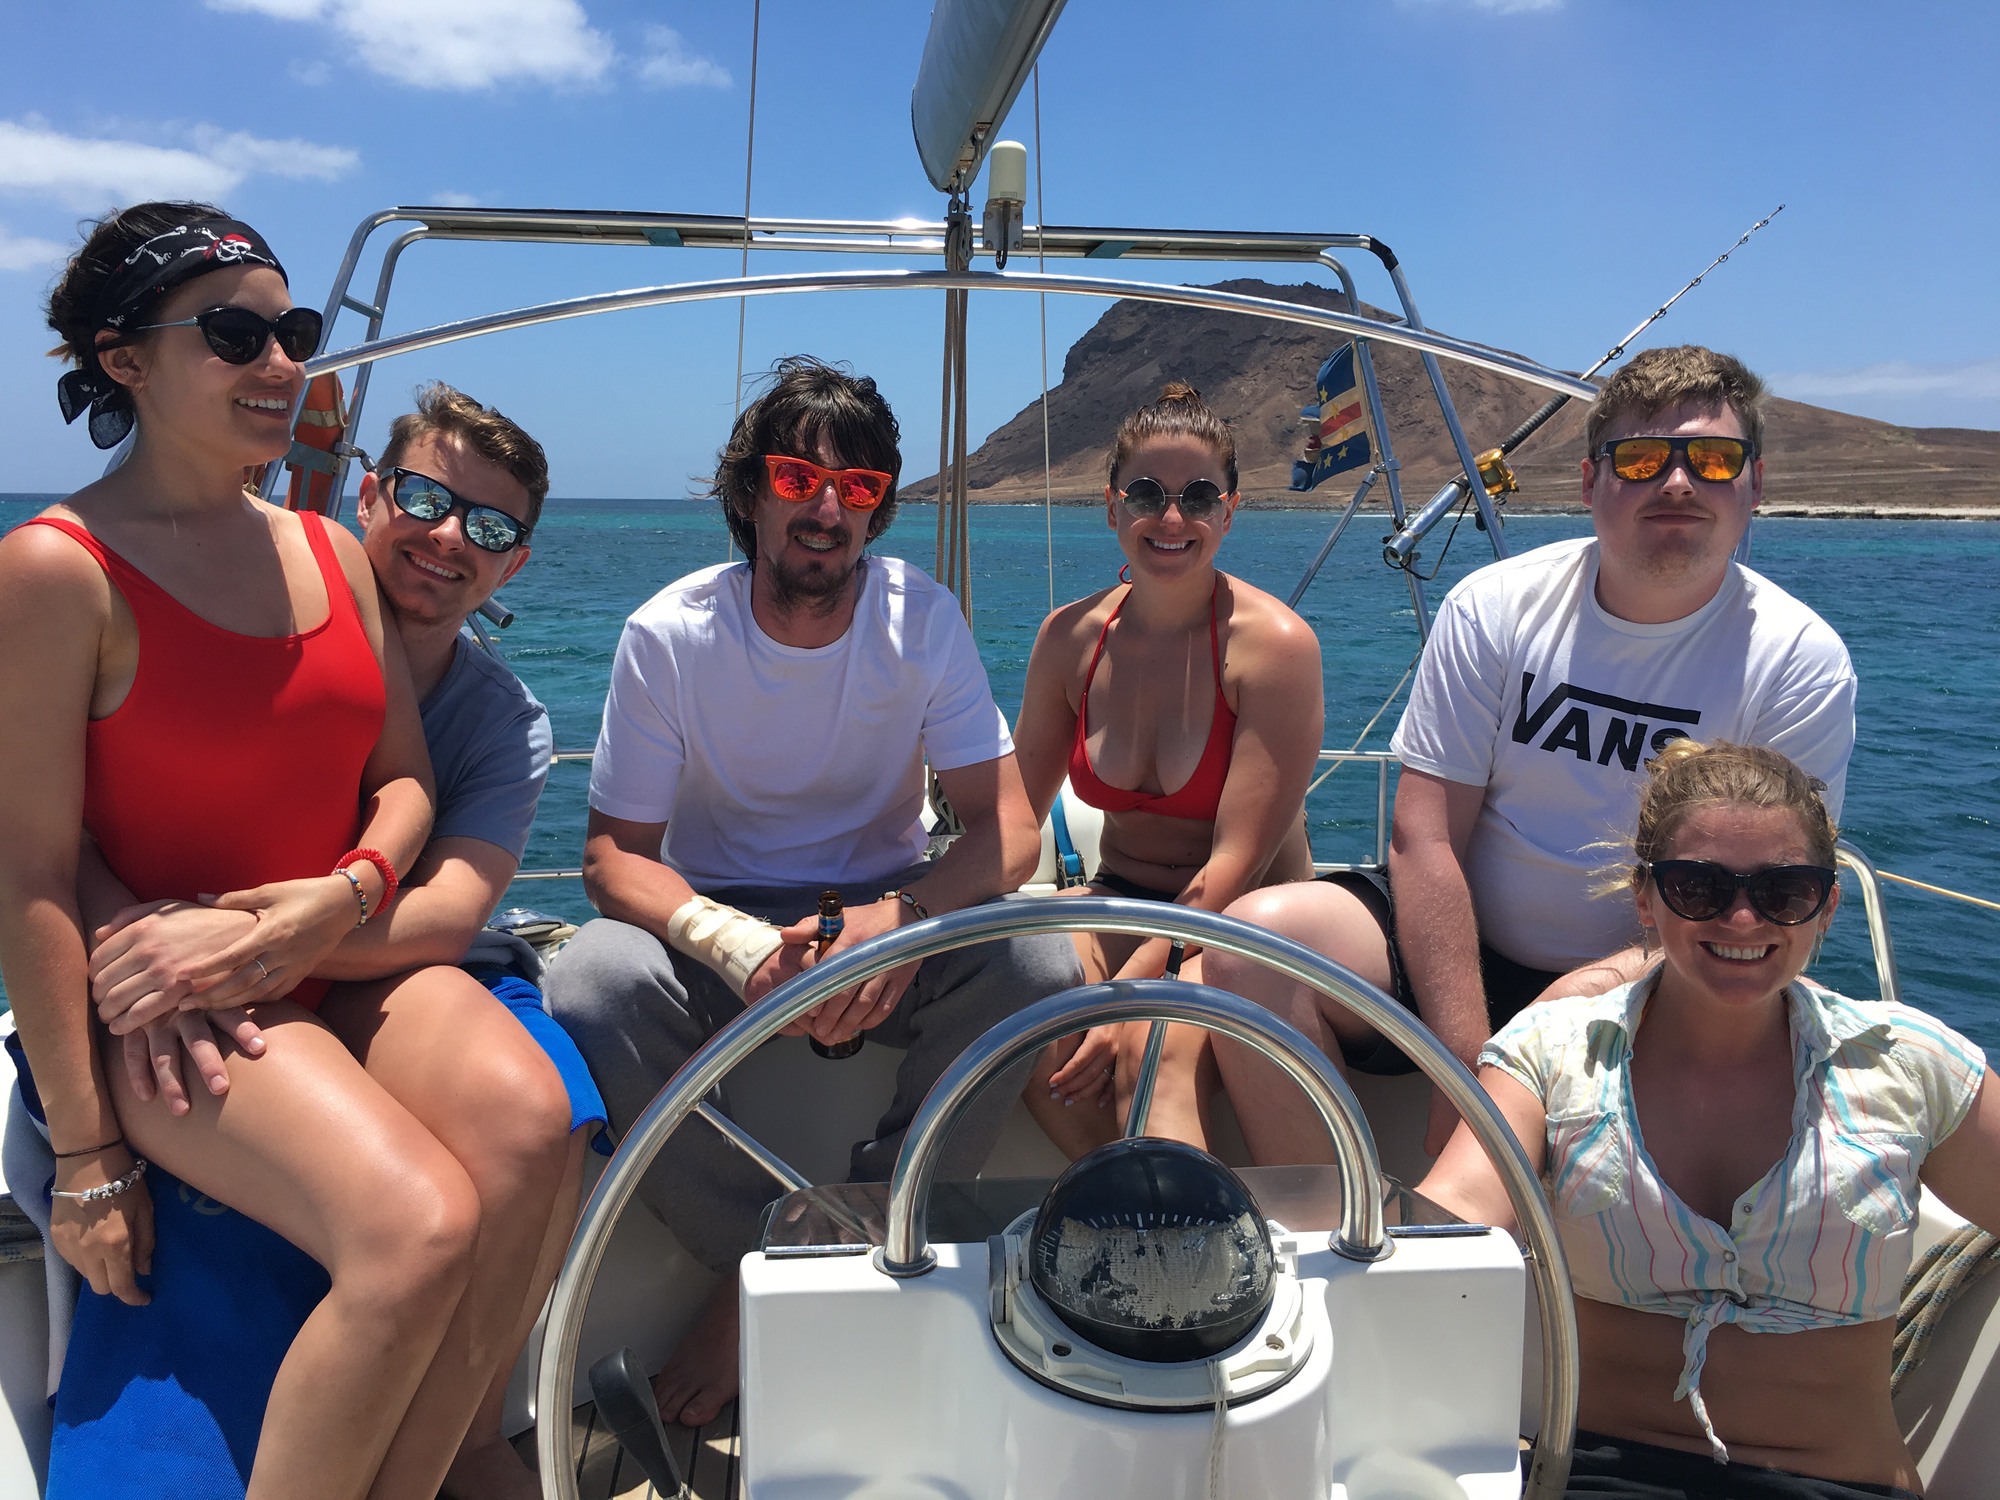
[287,206,1538,615]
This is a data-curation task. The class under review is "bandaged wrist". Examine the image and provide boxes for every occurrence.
[665,896,784,998]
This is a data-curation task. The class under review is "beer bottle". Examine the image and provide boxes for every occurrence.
[808,890,863,1059]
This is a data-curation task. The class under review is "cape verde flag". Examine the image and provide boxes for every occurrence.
[1289,343,1373,491]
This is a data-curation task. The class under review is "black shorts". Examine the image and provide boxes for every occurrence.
[1317,869,1561,1075]
[1562,1430,1920,1499]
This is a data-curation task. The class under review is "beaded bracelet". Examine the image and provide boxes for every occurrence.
[883,888,930,920]
[51,1158,147,1204]
[333,847,399,926]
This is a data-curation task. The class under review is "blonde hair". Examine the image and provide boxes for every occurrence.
[1109,382,1238,492]
[1619,740,1837,892]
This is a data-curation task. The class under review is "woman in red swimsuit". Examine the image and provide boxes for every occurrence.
[1013,383,1324,1156]
[0,203,570,1499]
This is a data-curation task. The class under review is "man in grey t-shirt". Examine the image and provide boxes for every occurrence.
[342,384,597,1500]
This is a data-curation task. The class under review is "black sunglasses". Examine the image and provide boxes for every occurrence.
[1115,476,1231,520]
[1645,860,1836,926]
[384,468,531,553]
[1595,434,1753,484]
[130,305,323,366]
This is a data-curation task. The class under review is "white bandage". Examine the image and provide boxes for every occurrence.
[665,896,785,998]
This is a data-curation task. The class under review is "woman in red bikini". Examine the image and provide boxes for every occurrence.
[1013,383,1324,1155]
[0,202,570,1499]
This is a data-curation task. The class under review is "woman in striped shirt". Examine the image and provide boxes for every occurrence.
[1419,740,2000,1499]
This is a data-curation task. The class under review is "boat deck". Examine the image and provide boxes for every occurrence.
[525,1399,742,1499]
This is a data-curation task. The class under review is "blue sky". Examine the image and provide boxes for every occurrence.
[6,0,1997,499]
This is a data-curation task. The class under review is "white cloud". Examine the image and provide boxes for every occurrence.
[207,0,615,90]
[188,126,358,183]
[636,26,731,89]
[431,190,481,207]
[1775,359,2000,405]
[0,226,69,273]
[0,119,358,211]
[0,120,240,207]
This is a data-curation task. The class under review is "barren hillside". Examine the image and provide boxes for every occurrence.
[908,279,2000,515]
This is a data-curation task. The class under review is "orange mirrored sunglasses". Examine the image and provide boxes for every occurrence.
[1596,434,1752,484]
[763,454,894,511]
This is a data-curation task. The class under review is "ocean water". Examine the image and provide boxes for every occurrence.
[3,496,1996,1053]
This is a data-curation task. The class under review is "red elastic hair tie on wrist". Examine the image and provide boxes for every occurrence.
[335,847,399,922]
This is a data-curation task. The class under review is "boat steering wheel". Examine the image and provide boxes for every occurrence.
[534,897,1579,1499]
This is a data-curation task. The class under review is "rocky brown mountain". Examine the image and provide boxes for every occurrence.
[909,278,2000,514]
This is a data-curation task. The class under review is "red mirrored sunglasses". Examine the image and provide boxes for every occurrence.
[763,454,894,511]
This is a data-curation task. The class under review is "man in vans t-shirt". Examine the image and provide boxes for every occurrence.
[1203,346,1855,1157]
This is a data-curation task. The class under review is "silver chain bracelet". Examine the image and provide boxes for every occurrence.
[51,1157,147,1204]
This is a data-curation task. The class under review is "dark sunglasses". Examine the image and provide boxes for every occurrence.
[1596,434,1753,484]
[1645,859,1836,926]
[384,468,531,553]
[130,305,323,366]
[1114,476,1231,520]
[764,454,893,511]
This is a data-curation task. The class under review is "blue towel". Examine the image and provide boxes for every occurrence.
[49,1166,328,1500]
[41,969,603,1497]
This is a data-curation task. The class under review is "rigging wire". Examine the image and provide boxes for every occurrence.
[1034,65,1055,613]
[1303,650,1421,797]
[732,0,762,418]
[725,0,762,562]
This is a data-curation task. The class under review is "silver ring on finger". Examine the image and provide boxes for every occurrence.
[254,958,270,980]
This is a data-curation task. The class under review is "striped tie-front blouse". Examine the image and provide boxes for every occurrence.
[1480,974,1987,1462]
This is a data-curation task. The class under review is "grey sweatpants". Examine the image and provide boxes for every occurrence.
[546,875,1081,1271]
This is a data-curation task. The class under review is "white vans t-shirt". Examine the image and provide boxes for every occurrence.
[590,556,1011,890]
[1390,538,1855,971]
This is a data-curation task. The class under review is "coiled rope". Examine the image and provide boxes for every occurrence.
[1892,1224,2000,1395]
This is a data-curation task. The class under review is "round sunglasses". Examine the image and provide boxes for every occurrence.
[130,305,324,366]
[1595,434,1752,484]
[764,454,894,511]
[1114,476,1231,520]
[384,468,531,553]
[1644,859,1837,926]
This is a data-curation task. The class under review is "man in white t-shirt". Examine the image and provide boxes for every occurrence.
[547,357,1080,1427]
[1204,346,1856,1155]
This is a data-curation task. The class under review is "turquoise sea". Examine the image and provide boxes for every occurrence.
[3,496,1997,1053]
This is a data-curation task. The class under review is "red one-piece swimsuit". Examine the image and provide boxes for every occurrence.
[31,512,385,1012]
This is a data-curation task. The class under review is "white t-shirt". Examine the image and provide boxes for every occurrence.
[590,556,1012,890]
[1390,537,1856,972]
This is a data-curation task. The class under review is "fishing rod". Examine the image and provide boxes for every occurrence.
[1373,203,1787,574]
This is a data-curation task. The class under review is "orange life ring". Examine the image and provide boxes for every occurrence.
[284,372,347,513]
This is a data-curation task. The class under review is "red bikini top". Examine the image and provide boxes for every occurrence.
[1067,580,1237,822]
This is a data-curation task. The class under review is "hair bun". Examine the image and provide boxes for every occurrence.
[1158,381,1202,404]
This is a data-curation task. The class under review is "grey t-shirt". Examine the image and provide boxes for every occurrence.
[420,634,554,979]
[421,634,553,860]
